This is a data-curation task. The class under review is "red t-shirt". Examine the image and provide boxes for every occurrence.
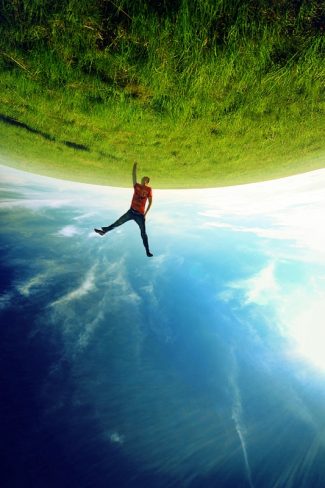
[131,183,152,214]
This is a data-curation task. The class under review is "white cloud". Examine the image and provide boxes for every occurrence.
[278,288,325,372]
[109,431,125,445]
[203,205,325,260]
[56,225,80,237]
[222,260,325,372]
[198,169,325,262]
[242,263,278,305]
[0,163,129,211]
[220,262,278,306]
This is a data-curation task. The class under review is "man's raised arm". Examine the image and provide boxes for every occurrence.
[132,162,137,186]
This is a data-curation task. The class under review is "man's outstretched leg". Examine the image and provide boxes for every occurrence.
[94,209,133,236]
[134,214,153,257]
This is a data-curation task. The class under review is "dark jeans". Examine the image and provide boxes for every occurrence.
[102,208,150,253]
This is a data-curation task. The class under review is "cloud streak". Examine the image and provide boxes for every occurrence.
[230,353,255,488]
[51,265,97,307]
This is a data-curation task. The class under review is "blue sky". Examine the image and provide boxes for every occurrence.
[1,160,325,487]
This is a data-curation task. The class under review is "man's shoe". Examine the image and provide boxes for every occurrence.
[146,251,153,257]
[94,228,105,236]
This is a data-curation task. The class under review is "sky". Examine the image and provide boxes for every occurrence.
[1,160,325,487]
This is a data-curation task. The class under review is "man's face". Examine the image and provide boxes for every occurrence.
[141,176,150,185]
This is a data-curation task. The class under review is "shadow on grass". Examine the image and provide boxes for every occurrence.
[62,140,89,151]
[0,114,90,152]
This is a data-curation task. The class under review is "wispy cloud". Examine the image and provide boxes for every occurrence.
[76,313,103,352]
[51,265,97,307]
[140,283,158,307]
[72,212,96,221]
[17,272,48,297]
[44,256,144,357]
[0,292,13,310]
[110,268,141,304]
[0,197,72,210]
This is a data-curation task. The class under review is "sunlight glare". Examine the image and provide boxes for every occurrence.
[289,297,325,372]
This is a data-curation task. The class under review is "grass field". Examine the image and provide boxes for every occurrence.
[0,0,324,187]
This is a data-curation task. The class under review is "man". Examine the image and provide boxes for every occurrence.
[94,162,153,257]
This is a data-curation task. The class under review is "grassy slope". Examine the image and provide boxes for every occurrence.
[0,0,324,188]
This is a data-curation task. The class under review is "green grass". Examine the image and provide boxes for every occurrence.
[0,0,324,187]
